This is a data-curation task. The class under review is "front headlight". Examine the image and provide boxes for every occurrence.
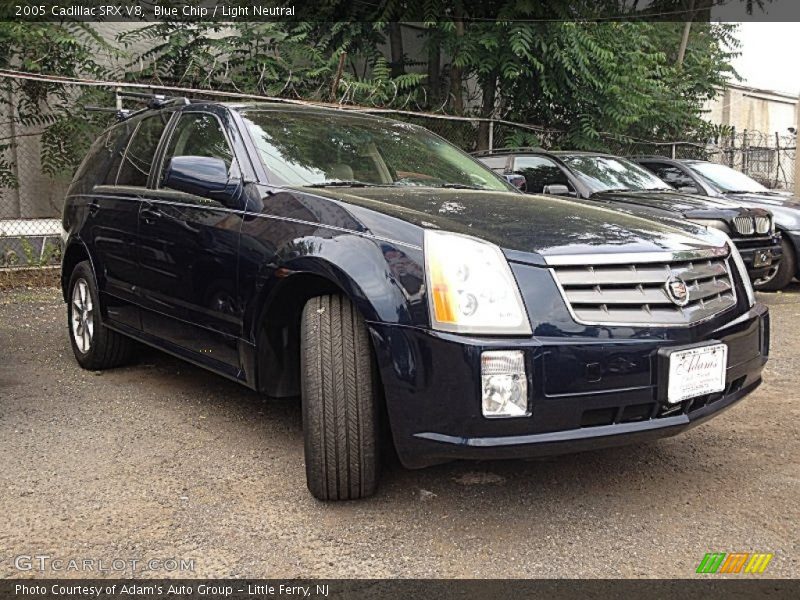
[688,218,730,233]
[424,230,532,335]
[727,241,756,307]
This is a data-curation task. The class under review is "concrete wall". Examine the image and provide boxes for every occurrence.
[706,83,798,135]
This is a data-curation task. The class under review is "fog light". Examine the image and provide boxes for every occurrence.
[481,350,529,418]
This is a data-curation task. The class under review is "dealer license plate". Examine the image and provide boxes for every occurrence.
[666,343,728,404]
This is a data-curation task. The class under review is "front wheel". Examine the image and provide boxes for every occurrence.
[300,295,380,501]
[67,261,134,369]
[754,238,796,291]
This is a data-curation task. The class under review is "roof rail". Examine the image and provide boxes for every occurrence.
[472,146,546,156]
[83,106,131,122]
[116,90,191,110]
[83,90,190,122]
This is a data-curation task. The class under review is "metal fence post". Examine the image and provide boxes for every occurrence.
[742,129,749,174]
[488,120,494,153]
[775,131,781,188]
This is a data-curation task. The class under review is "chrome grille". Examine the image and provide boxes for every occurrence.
[754,216,771,234]
[733,216,755,235]
[551,256,736,326]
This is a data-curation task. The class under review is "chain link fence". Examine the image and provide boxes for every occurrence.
[2,78,797,268]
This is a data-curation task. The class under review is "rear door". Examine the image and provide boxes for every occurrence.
[136,108,247,377]
[83,114,170,329]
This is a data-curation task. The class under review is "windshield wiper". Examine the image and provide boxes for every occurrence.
[591,187,631,196]
[434,183,484,190]
[725,190,758,194]
[304,180,377,188]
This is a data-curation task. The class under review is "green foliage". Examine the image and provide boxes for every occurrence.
[499,128,540,149]
[116,19,426,105]
[0,1,749,187]
[0,23,115,186]
[424,5,740,148]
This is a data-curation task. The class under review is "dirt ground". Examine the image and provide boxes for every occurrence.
[0,283,798,579]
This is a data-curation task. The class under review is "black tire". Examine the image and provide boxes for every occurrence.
[300,295,379,501]
[67,261,134,370]
[755,238,796,291]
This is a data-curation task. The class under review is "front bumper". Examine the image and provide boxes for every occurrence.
[369,303,769,469]
[732,234,782,279]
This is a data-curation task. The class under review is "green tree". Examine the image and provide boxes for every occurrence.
[0,22,114,186]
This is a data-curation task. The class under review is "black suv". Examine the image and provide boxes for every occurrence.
[633,156,800,290]
[62,101,769,500]
[475,149,782,289]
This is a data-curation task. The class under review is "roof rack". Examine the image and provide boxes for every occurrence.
[83,89,190,121]
[84,106,131,121]
[471,146,546,156]
[116,90,191,109]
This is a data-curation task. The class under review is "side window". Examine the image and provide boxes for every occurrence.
[479,156,507,172]
[103,121,137,185]
[159,112,235,187]
[72,123,127,188]
[644,163,694,188]
[513,156,574,195]
[116,114,170,187]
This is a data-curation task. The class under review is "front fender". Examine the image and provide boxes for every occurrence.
[239,229,426,344]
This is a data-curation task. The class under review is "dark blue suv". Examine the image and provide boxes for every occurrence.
[61,100,769,500]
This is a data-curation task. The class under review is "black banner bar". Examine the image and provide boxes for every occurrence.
[2,0,800,23]
[1,580,799,600]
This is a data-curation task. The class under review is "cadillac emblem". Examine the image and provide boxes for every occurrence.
[665,274,690,307]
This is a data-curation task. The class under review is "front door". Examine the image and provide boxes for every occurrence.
[137,110,245,377]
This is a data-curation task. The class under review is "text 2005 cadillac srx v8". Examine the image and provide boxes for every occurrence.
[61,101,769,500]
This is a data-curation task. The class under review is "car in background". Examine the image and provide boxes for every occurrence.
[474,149,782,289]
[633,156,800,290]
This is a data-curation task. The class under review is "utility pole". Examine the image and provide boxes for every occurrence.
[677,0,696,68]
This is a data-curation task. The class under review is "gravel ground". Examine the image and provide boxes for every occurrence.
[0,284,798,579]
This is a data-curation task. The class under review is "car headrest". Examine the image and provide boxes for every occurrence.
[327,163,354,181]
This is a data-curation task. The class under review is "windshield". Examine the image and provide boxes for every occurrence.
[688,162,768,193]
[241,110,511,191]
[561,155,672,193]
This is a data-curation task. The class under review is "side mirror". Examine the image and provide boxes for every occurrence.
[543,183,570,196]
[163,156,238,203]
[678,185,700,195]
[503,174,527,192]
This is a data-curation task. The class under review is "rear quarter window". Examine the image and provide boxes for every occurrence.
[70,124,129,190]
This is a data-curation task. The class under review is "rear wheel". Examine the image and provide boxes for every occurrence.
[754,238,796,291]
[300,295,379,501]
[67,261,134,369]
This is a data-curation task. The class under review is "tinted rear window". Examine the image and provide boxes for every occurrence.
[71,124,128,189]
[115,114,170,187]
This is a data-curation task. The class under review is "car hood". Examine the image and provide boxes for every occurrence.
[593,189,746,217]
[296,186,724,261]
[719,190,800,207]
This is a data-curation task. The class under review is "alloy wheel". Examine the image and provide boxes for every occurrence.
[71,278,94,353]
[753,265,780,288]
